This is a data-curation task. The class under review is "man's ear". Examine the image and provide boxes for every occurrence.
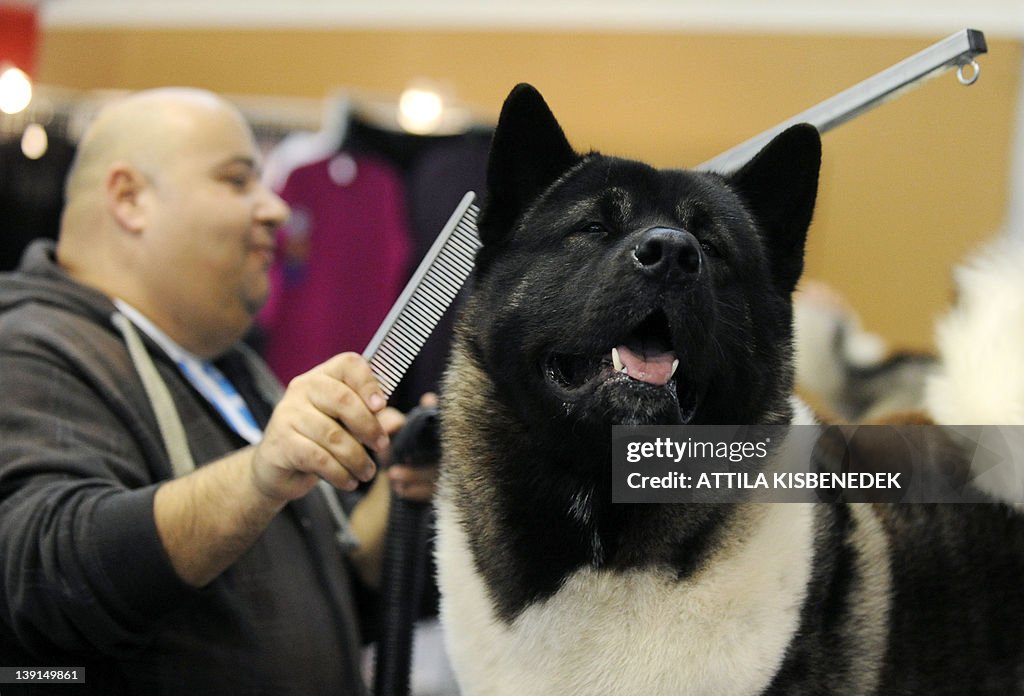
[106,163,149,234]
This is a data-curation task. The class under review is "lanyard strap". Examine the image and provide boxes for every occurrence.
[112,312,196,477]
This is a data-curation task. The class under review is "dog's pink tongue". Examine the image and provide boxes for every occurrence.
[617,345,677,385]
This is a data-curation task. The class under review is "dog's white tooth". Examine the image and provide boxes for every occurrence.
[670,358,680,379]
[612,347,623,373]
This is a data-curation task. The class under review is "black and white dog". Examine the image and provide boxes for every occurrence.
[435,84,1024,695]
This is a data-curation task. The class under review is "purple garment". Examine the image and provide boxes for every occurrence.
[259,152,412,383]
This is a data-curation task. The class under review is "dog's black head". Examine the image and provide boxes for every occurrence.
[461,84,820,449]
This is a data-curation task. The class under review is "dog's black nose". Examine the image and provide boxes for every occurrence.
[633,227,701,278]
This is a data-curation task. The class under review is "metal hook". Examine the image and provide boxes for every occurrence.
[957,60,980,86]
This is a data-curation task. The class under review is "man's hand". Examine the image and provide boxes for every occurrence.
[250,352,390,502]
[155,352,393,587]
[385,394,441,502]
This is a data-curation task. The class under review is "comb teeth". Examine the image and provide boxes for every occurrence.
[363,192,480,397]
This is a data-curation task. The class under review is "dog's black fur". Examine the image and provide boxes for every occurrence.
[436,83,1024,695]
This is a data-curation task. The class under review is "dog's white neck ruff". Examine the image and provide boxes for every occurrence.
[435,398,819,696]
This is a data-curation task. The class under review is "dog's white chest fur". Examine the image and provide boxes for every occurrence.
[435,498,815,695]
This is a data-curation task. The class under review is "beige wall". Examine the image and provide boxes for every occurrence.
[38,27,1023,351]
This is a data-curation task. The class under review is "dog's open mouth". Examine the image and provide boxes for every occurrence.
[543,309,699,419]
[610,345,679,385]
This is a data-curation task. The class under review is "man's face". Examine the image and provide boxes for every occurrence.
[139,104,289,355]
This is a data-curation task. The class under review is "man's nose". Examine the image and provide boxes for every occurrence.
[257,185,290,226]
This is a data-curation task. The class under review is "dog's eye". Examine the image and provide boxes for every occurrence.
[579,222,607,237]
[700,240,721,258]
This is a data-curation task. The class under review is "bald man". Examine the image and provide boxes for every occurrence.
[0,88,432,694]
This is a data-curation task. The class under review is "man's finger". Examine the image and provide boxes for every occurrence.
[377,407,406,437]
[291,410,377,482]
[302,371,389,454]
[388,466,437,502]
[320,352,388,413]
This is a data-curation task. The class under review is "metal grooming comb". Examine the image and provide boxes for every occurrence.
[362,191,479,397]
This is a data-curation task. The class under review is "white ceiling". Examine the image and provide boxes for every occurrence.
[38,0,1024,39]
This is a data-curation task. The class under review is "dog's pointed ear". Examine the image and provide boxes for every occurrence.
[480,84,580,245]
[729,124,821,293]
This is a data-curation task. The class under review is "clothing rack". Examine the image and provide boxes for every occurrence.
[0,84,489,145]
[699,28,988,173]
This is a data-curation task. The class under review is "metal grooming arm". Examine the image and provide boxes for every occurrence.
[699,28,988,173]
